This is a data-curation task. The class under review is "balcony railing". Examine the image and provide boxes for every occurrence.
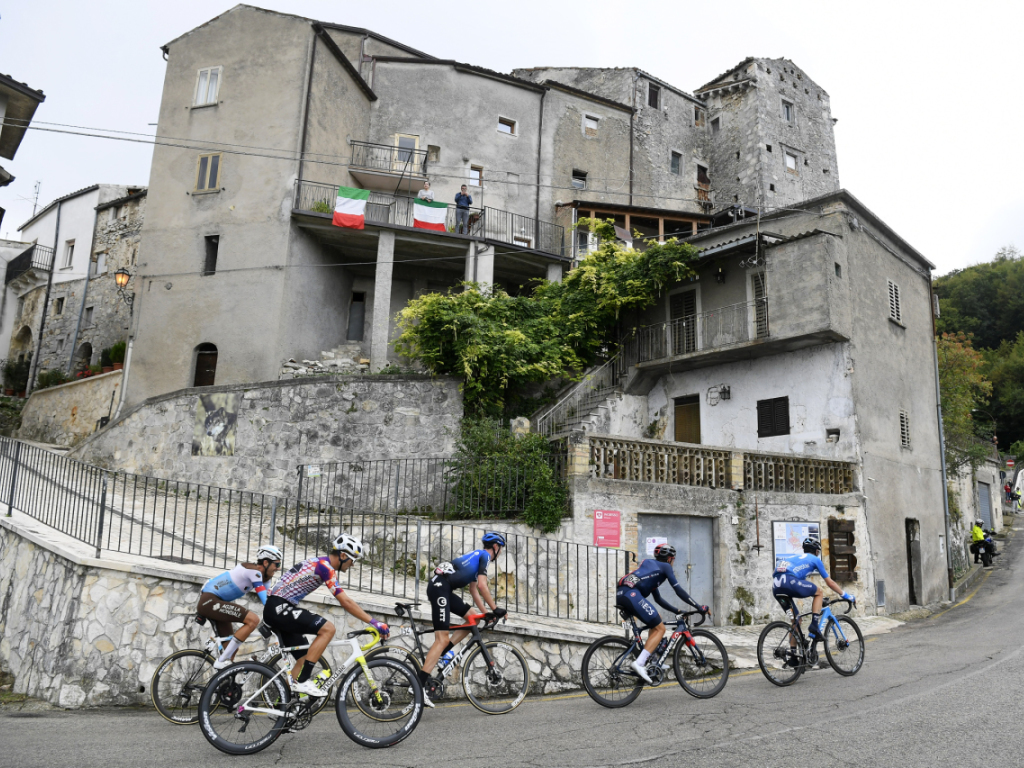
[533,353,629,437]
[350,140,428,177]
[294,180,564,256]
[5,244,54,285]
[621,298,768,365]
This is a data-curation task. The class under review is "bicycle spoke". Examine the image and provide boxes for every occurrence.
[462,641,530,714]
[151,650,214,725]
[582,636,643,708]
[337,658,422,747]
[198,663,289,755]
[757,622,804,687]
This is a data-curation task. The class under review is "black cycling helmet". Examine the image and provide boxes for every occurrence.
[482,532,506,548]
[802,537,821,554]
[654,543,676,562]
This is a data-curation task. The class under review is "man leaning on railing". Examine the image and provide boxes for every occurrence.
[455,185,473,234]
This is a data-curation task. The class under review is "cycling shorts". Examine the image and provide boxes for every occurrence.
[772,572,818,599]
[427,575,472,631]
[615,586,662,629]
[264,595,328,660]
[197,592,249,639]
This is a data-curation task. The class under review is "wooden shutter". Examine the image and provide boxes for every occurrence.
[674,396,701,444]
[828,518,858,581]
[670,291,697,355]
[757,396,790,438]
[888,280,901,323]
[752,272,768,338]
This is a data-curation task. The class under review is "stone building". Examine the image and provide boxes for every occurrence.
[0,72,46,196]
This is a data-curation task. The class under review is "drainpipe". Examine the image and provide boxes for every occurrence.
[535,87,546,223]
[65,266,91,376]
[297,29,318,182]
[629,71,637,207]
[26,201,61,396]
[931,286,955,602]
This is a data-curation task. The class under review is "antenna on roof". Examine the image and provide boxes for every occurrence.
[31,181,40,216]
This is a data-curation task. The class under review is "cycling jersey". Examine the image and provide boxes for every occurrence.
[617,559,696,612]
[772,553,830,581]
[201,563,268,605]
[440,548,491,590]
[270,557,344,605]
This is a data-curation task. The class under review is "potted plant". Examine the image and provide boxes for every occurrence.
[12,359,30,398]
[110,340,127,370]
[101,347,114,374]
[1,359,14,396]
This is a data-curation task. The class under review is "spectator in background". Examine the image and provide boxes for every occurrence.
[455,184,473,234]
[1006,482,1013,502]
[417,180,434,202]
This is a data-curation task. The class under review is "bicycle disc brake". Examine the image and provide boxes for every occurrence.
[363,685,393,714]
[426,677,445,699]
[215,679,243,710]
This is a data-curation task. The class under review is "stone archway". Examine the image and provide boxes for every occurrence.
[74,342,93,373]
[10,325,33,362]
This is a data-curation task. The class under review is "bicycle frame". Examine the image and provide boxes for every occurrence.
[387,607,502,679]
[620,611,707,676]
[784,599,852,648]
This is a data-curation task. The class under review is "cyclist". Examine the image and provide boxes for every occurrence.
[418,531,508,707]
[772,537,854,649]
[615,543,708,684]
[264,533,389,697]
[197,544,283,670]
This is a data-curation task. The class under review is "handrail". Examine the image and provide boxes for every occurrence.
[533,352,626,437]
[350,140,428,176]
[5,244,55,285]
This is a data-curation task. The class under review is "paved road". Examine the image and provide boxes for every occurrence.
[3,526,1022,768]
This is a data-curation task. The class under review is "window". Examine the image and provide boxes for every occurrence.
[670,151,682,175]
[394,134,419,169]
[203,235,219,276]
[575,228,593,257]
[757,397,790,438]
[571,170,587,190]
[469,165,483,187]
[194,343,218,387]
[583,115,599,138]
[900,409,911,448]
[195,153,221,191]
[782,100,794,122]
[827,519,858,581]
[54,297,65,316]
[56,338,65,353]
[694,107,705,127]
[648,84,661,109]
[497,117,516,135]
[835,262,842,278]
[347,292,366,341]
[696,164,710,186]
[710,117,720,135]
[752,272,768,338]
[513,235,532,248]
[785,152,798,173]
[193,67,222,107]
[91,253,107,277]
[16,297,24,317]
[769,183,776,192]
[62,239,75,268]
[888,280,902,323]
[766,144,773,153]
[84,306,94,326]
[427,145,441,163]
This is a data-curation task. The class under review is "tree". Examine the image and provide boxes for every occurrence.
[983,331,1024,450]
[396,218,699,416]
[936,332,993,476]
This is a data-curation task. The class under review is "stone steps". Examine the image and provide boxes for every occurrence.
[279,343,370,379]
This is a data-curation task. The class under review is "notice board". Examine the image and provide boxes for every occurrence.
[593,509,621,548]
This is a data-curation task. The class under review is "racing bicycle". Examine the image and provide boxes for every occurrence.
[581,608,729,708]
[756,596,864,686]
[150,616,334,724]
[197,626,423,755]
[365,601,530,714]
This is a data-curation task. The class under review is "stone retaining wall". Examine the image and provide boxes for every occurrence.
[17,371,122,447]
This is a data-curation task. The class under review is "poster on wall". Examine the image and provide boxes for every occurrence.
[192,393,239,457]
[645,536,668,557]
[593,510,621,548]
[772,521,820,560]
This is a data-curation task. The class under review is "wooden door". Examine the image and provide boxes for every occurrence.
[674,395,701,444]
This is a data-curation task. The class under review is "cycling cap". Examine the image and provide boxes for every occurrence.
[802,537,821,554]
[256,544,283,563]
[654,543,676,561]
[331,533,365,561]
[481,532,506,548]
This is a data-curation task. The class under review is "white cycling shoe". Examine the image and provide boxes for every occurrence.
[409,686,436,708]
[212,659,233,671]
[290,678,327,697]
[630,660,653,684]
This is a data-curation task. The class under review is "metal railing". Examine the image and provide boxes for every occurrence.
[350,140,428,177]
[0,437,627,623]
[590,435,732,488]
[5,244,55,285]
[293,180,564,256]
[621,298,768,365]
[533,353,628,437]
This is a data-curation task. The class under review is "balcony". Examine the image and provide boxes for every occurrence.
[5,244,54,286]
[293,180,564,257]
[348,141,428,190]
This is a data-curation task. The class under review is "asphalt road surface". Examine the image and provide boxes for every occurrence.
[3,525,1021,768]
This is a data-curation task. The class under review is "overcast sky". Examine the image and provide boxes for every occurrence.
[2,1,1021,275]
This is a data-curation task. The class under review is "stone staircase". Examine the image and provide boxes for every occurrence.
[279,343,370,379]
[532,354,628,437]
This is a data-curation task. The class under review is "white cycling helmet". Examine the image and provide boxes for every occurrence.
[256,544,283,563]
[331,533,365,562]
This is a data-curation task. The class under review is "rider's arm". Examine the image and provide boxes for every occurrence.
[335,591,375,624]
[661,562,700,609]
[470,574,497,612]
[816,558,851,599]
[650,587,681,613]
[253,583,268,606]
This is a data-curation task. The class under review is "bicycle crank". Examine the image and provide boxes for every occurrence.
[283,699,314,732]
[645,664,666,686]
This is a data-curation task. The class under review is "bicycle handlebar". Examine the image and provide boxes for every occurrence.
[824,597,855,614]
[673,609,709,627]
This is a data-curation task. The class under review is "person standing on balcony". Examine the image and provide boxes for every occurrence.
[455,184,473,234]
[417,180,434,202]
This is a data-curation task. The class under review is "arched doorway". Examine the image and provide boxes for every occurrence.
[11,326,33,362]
[74,342,93,373]
[194,343,218,387]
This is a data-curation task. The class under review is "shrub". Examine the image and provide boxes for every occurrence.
[310,200,333,214]
[5,359,30,392]
[109,340,127,364]
[35,369,71,391]
[100,347,113,367]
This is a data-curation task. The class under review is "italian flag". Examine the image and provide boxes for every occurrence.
[332,186,370,229]
[413,198,448,231]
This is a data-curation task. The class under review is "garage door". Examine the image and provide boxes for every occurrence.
[637,514,713,622]
[979,482,992,528]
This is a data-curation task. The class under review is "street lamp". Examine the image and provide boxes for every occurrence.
[971,408,998,444]
[113,267,134,311]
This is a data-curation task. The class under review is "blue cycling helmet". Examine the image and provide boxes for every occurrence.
[802,537,821,554]
[482,532,506,548]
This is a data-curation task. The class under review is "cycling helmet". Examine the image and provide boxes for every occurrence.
[654,544,676,562]
[331,533,365,562]
[802,537,822,554]
[975,519,984,527]
[256,544,283,564]
[481,532,506,548]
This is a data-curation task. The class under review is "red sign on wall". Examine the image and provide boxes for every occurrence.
[594,509,621,548]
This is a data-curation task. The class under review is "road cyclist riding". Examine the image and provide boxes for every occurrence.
[757,536,864,685]
[580,542,729,708]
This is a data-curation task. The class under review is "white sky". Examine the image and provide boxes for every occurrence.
[2,0,1021,276]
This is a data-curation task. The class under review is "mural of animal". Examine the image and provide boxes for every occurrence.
[191,393,238,456]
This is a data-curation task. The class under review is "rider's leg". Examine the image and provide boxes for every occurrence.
[641,622,666,655]
[219,610,260,662]
[422,629,450,677]
[291,621,335,682]
[809,587,825,636]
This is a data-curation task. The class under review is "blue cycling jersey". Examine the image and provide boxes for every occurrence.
[773,553,830,581]
[617,559,696,611]
[201,564,268,605]
[447,548,491,589]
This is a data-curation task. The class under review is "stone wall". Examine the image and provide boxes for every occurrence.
[17,370,122,447]
[71,374,462,497]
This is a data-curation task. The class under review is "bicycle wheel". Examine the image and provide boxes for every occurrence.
[336,657,423,748]
[365,644,422,671]
[581,636,643,708]
[151,649,214,725]
[757,622,805,687]
[674,629,730,698]
[265,653,334,717]
[461,641,530,715]
[198,662,290,755]
[823,616,864,676]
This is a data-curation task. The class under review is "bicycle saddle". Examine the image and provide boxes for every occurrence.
[394,602,422,616]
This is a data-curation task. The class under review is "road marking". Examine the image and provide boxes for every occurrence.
[928,570,992,620]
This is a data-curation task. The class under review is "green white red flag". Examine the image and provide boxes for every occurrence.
[413,198,448,231]
[332,186,370,229]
